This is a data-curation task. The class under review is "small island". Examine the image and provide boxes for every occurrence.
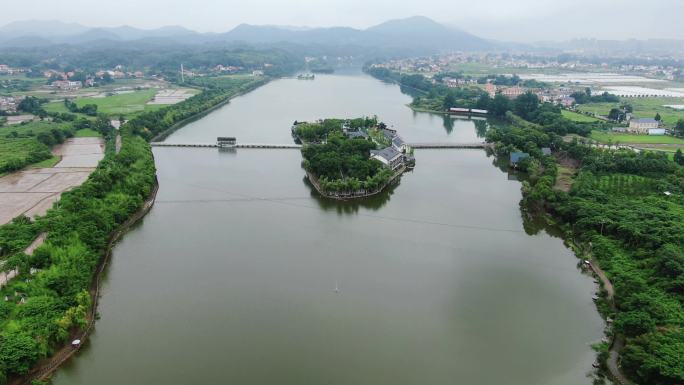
[292,117,415,199]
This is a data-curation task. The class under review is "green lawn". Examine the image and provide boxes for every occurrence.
[561,110,601,123]
[29,155,61,168]
[74,128,101,137]
[0,121,74,173]
[44,89,161,116]
[590,130,684,144]
[0,137,48,174]
[577,97,684,127]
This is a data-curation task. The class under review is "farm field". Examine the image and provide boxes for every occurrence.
[0,120,75,174]
[577,97,684,126]
[44,89,162,116]
[561,109,601,122]
[590,130,684,145]
[0,137,104,225]
[74,128,101,137]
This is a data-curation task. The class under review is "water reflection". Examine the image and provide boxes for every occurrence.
[474,119,488,138]
[442,115,454,134]
[302,175,402,214]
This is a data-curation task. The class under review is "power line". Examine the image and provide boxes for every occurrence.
[156,176,526,234]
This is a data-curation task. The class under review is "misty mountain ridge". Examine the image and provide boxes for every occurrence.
[1,17,682,57]
[0,17,490,52]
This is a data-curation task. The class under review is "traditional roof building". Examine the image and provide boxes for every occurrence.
[628,118,659,134]
[371,147,404,171]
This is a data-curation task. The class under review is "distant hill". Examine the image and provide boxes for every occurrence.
[0,20,200,47]
[366,16,490,51]
[0,17,491,53]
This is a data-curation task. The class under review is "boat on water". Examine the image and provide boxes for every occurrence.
[297,73,315,80]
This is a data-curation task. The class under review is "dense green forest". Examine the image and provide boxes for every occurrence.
[297,117,396,194]
[0,75,264,383]
[293,117,377,143]
[486,99,684,385]
[302,132,394,193]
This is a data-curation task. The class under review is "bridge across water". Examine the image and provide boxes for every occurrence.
[150,142,492,150]
[150,143,303,149]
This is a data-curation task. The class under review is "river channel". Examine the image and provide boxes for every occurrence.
[53,71,603,385]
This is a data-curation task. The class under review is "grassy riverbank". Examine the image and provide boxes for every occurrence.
[366,65,684,385]
[0,76,272,384]
[488,111,684,385]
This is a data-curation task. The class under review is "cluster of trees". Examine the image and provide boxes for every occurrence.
[570,88,620,104]
[63,99,98,116]
[0,132,156,383]
[301,132,393,194]
[0,121,75,173]
[293,117,377,143]
[486,94,684,384]
[477,74,521,86]
[17,96,48,116]
[0,78,34,93]
[674,119,684,137]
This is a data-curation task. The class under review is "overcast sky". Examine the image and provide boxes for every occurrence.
[2,0,682,42]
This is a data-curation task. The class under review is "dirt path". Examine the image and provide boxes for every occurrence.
[587,260,633,385]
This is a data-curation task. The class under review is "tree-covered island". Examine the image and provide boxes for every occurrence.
[293,117,415,199]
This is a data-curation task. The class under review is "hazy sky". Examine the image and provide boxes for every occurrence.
[2,0,683,41]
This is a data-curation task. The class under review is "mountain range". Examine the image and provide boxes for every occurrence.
[2,17,682,58]
[0,16,492,52]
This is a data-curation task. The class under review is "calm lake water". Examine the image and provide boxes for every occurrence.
[53,71,603,385]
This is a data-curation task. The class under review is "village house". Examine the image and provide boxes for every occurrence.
[391,134,410,153]
[485,82,497,97]
[500,86,526,99]
[371,147,404,171]
[51,80,82,90]
[0,64,25,74]
[558,96,575,107]
[510,152,530,166]
[0,96,19,113]
[346,130,369,139]
[628,118,659,134]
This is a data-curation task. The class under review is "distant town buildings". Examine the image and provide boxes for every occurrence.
[0,64,25,75]
[485,83,497,97]
[0,96,20,113]
[214,65,243,73]
[51,80,82,90]
[500,86,526,99]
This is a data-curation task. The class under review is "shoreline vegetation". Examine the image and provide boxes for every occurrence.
[0,75,272,384]
[367,67,684,385]
[293,117,414,200]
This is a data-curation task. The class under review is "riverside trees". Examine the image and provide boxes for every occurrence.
[0,75,266,382]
